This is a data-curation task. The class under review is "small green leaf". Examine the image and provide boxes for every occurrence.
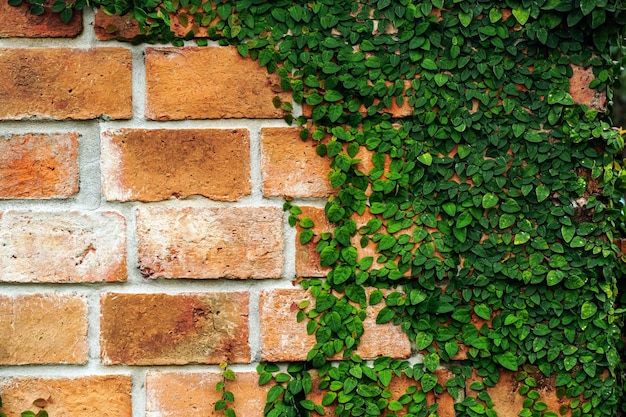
[482,193,499,209]
[456,212,473,228]
[512,7,531,25]
[417,152,432,166]
[474,304,491,320]
[421,58,437,71]
[514,232,530,245]
[376,307,395,324]
[535,185,549,202]
[546,270,564,286]
[495,352,519,371]
[581,301,597,320]
[416,332,433,350]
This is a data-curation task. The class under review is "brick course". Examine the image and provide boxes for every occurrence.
[0,211,126,283]
[101,128,251,202]
[145,46,290,120]
[0,376,132,417]
[100,292,250,365]
[0,48,132,120]
[135,206,284,279]
[0,133,79,199]
[0,293,88,364]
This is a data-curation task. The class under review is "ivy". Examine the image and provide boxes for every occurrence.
[8,0,626,416]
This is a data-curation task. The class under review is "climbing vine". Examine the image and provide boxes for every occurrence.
[7,0,626,416]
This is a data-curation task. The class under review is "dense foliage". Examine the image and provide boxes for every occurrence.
[6,0,626,416]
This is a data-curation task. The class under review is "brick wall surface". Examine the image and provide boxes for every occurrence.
[0,6,606,417]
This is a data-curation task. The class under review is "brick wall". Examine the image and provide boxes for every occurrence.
[0,7,419,417]
[0,6,613,417]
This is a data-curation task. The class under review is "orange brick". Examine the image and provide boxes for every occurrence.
[0,211,126,283]
[0,48,132,120]
[295,206,332,277]
[0,375,131,417]
[145,46,290,120]
[570,65,606,111]
[93,9,140,40]
[100,292,250,365]
[260,127,333,198]
[0,133,79,199]
[259,288,410,362]
[0,293,87,364]
[0,0,82,38]
[146,371,268,417]
[136,206,283,279]
[473,369,577,417]
[102,128,251,202]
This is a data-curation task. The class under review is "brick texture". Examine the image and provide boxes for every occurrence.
[570,64,607,111]
[100,292,250,365]
[258,288,411,362]
[0,376,132,417]
[0,133,79,199]
[0,48,132,120]
[146,371,268,417]
[145,46,291,120]
[0,293,88,364]
[260,128,334,198]
[0,211,126,283]
[93,10,140,40]
[0,1,82,37]
[136,206,283,279]
[101,128,251,202]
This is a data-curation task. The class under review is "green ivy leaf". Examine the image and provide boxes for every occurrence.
[512,7,531,25]
[495,352,519,371]
[581,301,597,320]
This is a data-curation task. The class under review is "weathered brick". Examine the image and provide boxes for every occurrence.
[93,9,140,40]
[146,371,268,417]
[259,288,411,362]
[136,206,283,279]
[260,127,333,198]
[0,0,82,38]
[0,293,87,364]
[100,292,250,365]
[145,46,291,120]
[0,133,79,199]
[102,128,251,202]
[0,48,132,120]
[295,206,332,277]
[0,211,126,283]
[570,65,606,111]
[0,375,131,417]
[470,369,578,417]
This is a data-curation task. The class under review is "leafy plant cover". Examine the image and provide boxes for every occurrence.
[7,0,626,416]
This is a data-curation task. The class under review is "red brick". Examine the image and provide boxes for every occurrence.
[0,376,131,417]
[260,127,334,198]
[145,46,291,120]
[102,128,251,202]
[0,48,132,120]
[0,133,79,199]
[0,0,82,38]
[0,293,87,364]
[100,292,250,365]
[146,371,268,417]
[0,211,126,283]
[259,288,410,362]
[136,206,283,279]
